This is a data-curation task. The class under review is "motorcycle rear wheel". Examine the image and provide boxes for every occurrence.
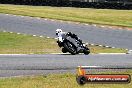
[83,49,90,55]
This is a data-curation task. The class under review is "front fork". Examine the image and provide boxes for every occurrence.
[57,41,63,47]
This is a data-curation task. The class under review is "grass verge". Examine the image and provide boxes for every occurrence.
[0,70,132,88]
[0,31,61,54]
[0,31,127,54]
[0,4,132,28]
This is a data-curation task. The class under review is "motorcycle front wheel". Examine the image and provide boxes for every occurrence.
[62,48,67,53]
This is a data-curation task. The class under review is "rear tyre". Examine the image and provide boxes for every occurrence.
[83,49,90,55]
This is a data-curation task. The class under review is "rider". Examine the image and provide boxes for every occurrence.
[56,29,82,47]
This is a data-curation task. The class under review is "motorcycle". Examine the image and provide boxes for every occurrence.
[57,34,90,55]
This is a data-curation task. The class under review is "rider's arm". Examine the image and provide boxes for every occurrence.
[67,32,82,43]
[58,33,63,42]
[56,33,64,47]
[67,32,77,37]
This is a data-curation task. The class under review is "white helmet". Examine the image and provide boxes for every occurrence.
[56,29,62,35]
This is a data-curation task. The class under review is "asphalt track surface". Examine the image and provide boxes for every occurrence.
[0,54,132,77]
[0,13,132,77]
[0,13,132,49]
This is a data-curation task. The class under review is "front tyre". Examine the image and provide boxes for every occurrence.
[62,48,67,53]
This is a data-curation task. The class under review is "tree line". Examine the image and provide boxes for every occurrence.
[0,0,132,9]
[0,0,71,6]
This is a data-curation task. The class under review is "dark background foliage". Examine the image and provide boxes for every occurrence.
[0,0,132,9]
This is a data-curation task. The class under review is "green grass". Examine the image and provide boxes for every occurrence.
[0,4,132,28]
[90,46,127,54]
[0,71,132,88]
[0,32,61,54]
[0,31,127,54]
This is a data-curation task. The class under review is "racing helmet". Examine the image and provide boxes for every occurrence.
[56,29,62,35]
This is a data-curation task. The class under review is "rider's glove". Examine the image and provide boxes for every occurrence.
[67,32,72,36]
